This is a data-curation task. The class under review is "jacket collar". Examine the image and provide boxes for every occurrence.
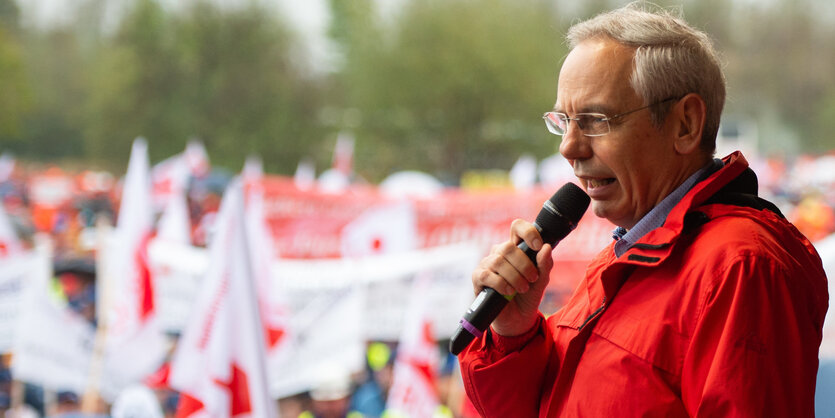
[580,152,753,307]
[615,151,751,267]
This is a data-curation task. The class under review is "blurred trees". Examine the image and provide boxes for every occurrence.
[83,0,327,172]
[0,0,30,145]
[719,1,835,155]
[331,0,562,182]
[1,0,835,179]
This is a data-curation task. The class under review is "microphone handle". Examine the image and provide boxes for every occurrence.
[518,241,538,263]
[449,287,509,355]
[448,240,539,355]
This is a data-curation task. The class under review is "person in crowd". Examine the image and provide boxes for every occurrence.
[301,365,358,418]
[458,3,828,416]
[350,342,394,416]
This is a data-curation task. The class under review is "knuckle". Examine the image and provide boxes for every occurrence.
[471,266,487,284]
[496,240,516,254]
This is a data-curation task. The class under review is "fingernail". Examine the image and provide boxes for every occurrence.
[532,238,543,250]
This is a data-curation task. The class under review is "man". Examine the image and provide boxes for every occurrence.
[458,4,829,417]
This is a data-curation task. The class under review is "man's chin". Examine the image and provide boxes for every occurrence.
[590,202,623,226]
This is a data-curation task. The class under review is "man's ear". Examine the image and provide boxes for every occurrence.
[671,93,706,155]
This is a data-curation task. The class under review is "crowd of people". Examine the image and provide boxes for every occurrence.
[0,141,832,417]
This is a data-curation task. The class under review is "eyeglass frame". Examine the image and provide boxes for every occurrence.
[543,96,681,137]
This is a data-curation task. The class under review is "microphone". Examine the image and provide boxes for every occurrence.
[449,183,590,355]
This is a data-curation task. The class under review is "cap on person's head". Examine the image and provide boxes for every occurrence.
[310,366,352,401]
[111,384,164,418]
[367,342,392,372]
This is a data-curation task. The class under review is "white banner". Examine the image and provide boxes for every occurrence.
[268,243,478,396]
[148,240,479,397]
[0,255,31,352]
[272,242,479,341]
[268,285,365,399]
[10,247,96,393]
[148,239,207,333]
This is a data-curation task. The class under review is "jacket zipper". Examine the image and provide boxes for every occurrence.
[578,297,606,331]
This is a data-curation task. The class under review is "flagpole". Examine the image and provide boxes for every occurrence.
[80,215,113,414]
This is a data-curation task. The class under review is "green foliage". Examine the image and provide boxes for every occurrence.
[701,0,835,154]
[19,30,88,160]
[0,26,30,145]
[83,0,327,172]
[83,0,179,163]
[336,0,563,182]
[0,0,18,31]
[2,0,835,177]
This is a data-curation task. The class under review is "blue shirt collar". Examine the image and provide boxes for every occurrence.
[613,159,723,258]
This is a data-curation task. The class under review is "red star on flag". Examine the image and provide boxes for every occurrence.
[213,362,253,417]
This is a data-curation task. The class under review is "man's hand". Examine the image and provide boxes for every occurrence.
[471,219,554,336]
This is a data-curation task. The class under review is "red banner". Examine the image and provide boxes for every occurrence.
[261,177,614,306]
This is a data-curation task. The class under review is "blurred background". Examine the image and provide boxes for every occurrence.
[1,0,835,417]
[2,0,835,179]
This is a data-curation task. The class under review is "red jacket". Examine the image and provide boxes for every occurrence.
[459,152,829,417]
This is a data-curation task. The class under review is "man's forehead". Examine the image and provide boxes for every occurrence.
[555,38,637,111]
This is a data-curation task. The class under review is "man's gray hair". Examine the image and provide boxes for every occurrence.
[567,2,725,153]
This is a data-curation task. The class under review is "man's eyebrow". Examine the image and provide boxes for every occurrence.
[553,102,615,115]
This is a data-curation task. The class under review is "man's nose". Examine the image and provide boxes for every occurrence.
[559,124,591,161]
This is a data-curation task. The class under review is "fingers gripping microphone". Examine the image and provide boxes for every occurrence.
[449,183,590,355]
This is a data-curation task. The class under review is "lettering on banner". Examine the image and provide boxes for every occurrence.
[269,286,365,397]
[20,338,92,373]
[0,262,26,351]
[364,266,472,341]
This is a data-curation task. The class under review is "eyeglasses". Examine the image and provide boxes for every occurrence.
[543,97,679,137]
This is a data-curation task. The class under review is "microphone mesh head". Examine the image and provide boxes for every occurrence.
[549,183,590,224]
[535,183,590,245]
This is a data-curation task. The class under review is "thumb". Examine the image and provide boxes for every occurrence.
[535,243,554,288]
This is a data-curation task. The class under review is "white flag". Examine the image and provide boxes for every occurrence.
[385,274,442,417]
[243,157,290,354]
[332,131,354,176]
[151,155,185,212]
[0,199,22,258]
[152,156,196,334]
[318,132,354,193]
[169,179,276,418]
[184,139,210,178]
[510,154,538,190]
[101,138,168,398]
[156,157,191,245]
[0,153,14,183]
[152,139,209,211]
[293,158,316,191]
